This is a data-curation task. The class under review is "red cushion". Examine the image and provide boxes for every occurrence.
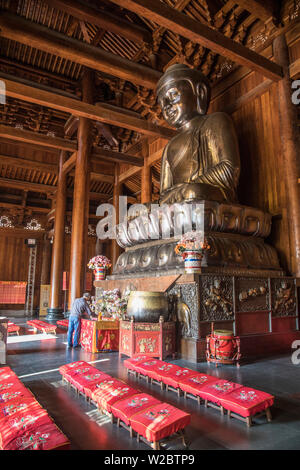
[123,355,150,371]
[0,398,40,424]
[70,371,111,395]
[130,403,191,443]
[0,387,33,404]
[220,387,275,417]
[0,367,17,383]
[59,361,89,376]
[7,323,20,332]
[197,380,243,405]
[92,381,138,413]
[27,320,56,332]
[2,420,70,450]
[111,393,161,426]
[0,405,51,449]
[63,365,95,381]
[177,373,218,396]
[134,359,166,380]
[157,366,194,388]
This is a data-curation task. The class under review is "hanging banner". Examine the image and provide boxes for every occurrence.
[0,282,27,304]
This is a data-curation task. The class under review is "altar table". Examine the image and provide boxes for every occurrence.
[79,319,119,353]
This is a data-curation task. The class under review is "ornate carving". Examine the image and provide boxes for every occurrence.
[271,278,297,317]
[236,278,269,312]
[200,276,233,321]
[168,283,199,339]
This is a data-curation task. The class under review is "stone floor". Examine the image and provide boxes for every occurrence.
[2,316,300,450]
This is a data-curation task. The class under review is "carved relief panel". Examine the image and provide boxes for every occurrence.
[200,275,234,322]
[235,277,270,312]
[271,278,297,317]
[167,283,199,339]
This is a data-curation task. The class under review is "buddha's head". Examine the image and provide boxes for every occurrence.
[156,64,211,129]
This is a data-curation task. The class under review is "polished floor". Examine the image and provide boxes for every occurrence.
[2,317,300,450]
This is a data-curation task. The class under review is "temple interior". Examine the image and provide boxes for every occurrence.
[0,0,299,453]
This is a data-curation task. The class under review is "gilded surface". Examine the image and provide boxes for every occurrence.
[157,64,240,204]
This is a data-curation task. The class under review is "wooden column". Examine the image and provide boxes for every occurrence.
[141,140,152,204]
[111,164,123,269]
[40,235,52,286]
[273,34,300,277]
[46,150,67,319]
[68,69,93,310]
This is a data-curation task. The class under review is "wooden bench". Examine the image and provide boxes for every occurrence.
[56,319,69,329]
[7,322,20,335]
[27,319,57,334]
[124,357,274,427]
[59,360,191,450]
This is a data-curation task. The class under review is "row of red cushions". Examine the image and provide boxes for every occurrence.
[124,356,275,418]
[27,320,57,332]
[59,361,191,443]
[0,366,70,450]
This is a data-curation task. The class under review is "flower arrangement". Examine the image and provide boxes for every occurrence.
[87,255,112,270]
[175,231,210,259]
[96,288,129,319]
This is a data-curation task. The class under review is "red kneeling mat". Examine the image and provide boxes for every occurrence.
[177,373,218,396]
[111,393,161,426]
[196,379,242,405]
[130,403,191,443]
[220,386,275,417]
[123,355,150,370]
[92,380,138,413]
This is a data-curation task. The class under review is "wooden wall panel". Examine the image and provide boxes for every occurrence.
[210,72,293,273]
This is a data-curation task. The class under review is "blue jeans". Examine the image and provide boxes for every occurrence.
[67,316,81,347]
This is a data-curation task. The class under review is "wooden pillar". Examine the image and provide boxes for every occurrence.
[68,69,93,310]
[40,235,52,286]
[46,150,67,320]
[273,34,300,277]
[111,164,122,269]
[141,140,152,204]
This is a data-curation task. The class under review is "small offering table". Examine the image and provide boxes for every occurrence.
[119,318,176,360]
[80,319,119,353]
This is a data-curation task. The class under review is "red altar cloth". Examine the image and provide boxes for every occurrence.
[79,319,119,353]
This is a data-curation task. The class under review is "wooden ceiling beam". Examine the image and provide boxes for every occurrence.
[0,154,58,173]
[42,0,152,44]
[92,147,144,167]
[1,77,175,139]
[232,0,278,23]
[0,12,160,89]
[0,125,76,152]
[0,201,50,214]
[0,177,56,194]
[109,0,283,81]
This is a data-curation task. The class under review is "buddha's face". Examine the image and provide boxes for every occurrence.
[158,79,201,129]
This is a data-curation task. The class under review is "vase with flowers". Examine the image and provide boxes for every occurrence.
[175,231,210,273]
[87,255,112,281]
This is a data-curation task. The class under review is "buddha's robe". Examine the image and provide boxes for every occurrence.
[160,112,240,202]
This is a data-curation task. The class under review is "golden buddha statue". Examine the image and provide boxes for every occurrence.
[157,64,240,205]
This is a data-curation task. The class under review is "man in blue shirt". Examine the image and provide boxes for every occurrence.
[67,292,94,348]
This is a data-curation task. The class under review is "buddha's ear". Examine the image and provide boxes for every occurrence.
[196,82,209,115]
